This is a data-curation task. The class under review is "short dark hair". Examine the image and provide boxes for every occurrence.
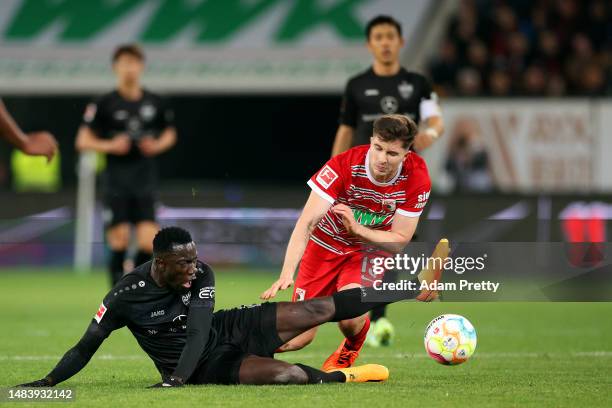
[372,114,417,148]
[366,15,402,39]
[153,227,192,255]
[112,43,145,63]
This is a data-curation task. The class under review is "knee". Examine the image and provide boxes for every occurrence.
[339,314,368,333]
[272,365,308,385]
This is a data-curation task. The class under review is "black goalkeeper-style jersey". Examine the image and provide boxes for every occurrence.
[82,89,174,196]
[339,67,439,147]
[45,261,216,384]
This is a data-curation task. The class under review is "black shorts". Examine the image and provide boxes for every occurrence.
[104,194,156,227]
[189,302,284,385]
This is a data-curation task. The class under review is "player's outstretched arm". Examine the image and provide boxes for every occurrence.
[0,100,58,162]
[16,322,111,387]
[261,191,332,300]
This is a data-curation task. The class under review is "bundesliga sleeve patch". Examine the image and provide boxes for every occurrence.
[94,302,107,323]
[316,165,339,189]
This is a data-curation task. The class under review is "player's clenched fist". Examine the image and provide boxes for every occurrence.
[22,131,58,163]
[260,276,294,300]
[332,204,360,236]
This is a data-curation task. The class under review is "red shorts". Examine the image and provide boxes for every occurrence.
[292,240,387,301]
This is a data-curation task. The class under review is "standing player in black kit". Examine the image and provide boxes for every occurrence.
[16,227,443,388]
[330,16,446,347]
[76,44,176,286]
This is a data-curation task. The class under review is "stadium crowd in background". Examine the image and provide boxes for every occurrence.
[428,0,611,97]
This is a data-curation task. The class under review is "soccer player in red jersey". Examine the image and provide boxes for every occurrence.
[261,114,432,370]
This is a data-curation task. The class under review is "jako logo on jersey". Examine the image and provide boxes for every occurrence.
[94,302,107,324]
[353,209,387,226]
[199,287,215,299]
[418,191,431,202]
[151,310,165,318]
[316,165,338,189]
[181,292,191,306]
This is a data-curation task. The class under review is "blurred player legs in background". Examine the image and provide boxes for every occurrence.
[75,44,177,286]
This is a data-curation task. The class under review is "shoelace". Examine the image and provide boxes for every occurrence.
[337,347,358,365]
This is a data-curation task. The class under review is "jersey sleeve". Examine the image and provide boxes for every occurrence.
[44,292,126,385]
[418,76,441,121]
[92,290,128,333]
[171,261,215,382]
[396,161,432,218]
[81,96,106,135]
[307,154,346,204]
[338,79,358,128]
[190,262,215,309]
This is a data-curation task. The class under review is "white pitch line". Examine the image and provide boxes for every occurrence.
[2,351,612,361]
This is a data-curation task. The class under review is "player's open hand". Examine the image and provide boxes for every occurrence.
[260,276,294,300]
[22,131,58,163]
[332,204,360,235]
[107,134,131,155]
[138,136,160,157]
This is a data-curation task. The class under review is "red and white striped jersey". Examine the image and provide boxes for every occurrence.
[307,145,431,255]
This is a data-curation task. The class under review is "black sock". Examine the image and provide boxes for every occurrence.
[109,250,126,286]
[294,364,346,383]
[331,282,419,322]
[370,304,387,322]
[134,250,152,267]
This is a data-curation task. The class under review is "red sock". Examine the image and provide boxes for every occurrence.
[345,317,370,351]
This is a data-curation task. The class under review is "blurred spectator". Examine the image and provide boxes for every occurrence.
[457,67,483,96]
[445,119,493,193]
[428,0,611,97]
[488,70,512,96]
[523,65,547,95]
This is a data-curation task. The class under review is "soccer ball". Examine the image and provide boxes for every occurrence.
[424,314,477,365]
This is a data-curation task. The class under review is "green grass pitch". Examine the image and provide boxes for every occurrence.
[0,268,611,407]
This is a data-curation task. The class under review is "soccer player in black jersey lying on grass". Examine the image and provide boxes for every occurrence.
[18,227,442,387]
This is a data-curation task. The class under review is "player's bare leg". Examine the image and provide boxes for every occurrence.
[322,283,370,371]
[106,223,130,285]
[135,221,158,266]
[261,297,390,384]
[275,326,318,352]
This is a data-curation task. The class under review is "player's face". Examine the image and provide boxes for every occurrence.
[368,135,409,182]
[158,242,198,292]
[367,24,404,65]
[112,54,144,85]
